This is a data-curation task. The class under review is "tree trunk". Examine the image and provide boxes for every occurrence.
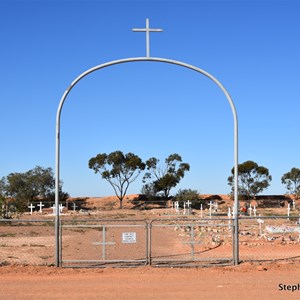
[119,199,123,209]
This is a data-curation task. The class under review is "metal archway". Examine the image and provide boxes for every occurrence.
[55,56,239,266]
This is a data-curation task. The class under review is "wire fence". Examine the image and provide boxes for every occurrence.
[0,215,300,267]
[0,220,55,266]
[239,216,300,262]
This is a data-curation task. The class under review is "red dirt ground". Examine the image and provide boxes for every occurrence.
[2,194,300,299]
[1,262,300,299]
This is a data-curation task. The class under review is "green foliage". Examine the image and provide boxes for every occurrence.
[142,153,190,199]
[0,177,9,218]
[228,160,272,200]
[88,150,145,209]
[175,189,200,201]
[281,167,300,198]
[140,182,157,200]
[4,166,68,213]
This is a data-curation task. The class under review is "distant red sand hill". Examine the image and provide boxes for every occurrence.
[67,194,296,210]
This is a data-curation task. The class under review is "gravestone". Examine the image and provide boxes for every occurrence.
[28,203,35,215]
[37,202,44,213]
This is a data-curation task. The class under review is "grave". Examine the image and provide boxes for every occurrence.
[72,202,78,211]
[265,225,300,234]
[59,203,65,213]
[51,204,65,215]
[287,203,291,219]
[186,200,192,215]
[28,203,35,215]
[248,204,253,217]
[253,205,257,217]
[37,202,44,213]
[257,215,264,236]
[200,203,203,218]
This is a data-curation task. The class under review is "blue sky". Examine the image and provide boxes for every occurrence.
[1,0,299,197]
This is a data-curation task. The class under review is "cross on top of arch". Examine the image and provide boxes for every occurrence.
[132,18,163,58]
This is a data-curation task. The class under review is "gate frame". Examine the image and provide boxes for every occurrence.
[55,56,239,267]
[59,219,149,268]
[149,218,235,267]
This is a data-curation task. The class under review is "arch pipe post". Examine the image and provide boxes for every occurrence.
[55,57,239,266]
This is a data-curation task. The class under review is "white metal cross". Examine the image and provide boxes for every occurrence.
[51,204,56,215]
[132,18,163,58]
[37,201,44,213]
[208,201,214,218]
[59,203,65,213]
[28,203,35,215]
[253,205,257,217]
[248,204,253,217]
[73,202,78,211]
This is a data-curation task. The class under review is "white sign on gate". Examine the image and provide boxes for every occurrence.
[122,232,136,244]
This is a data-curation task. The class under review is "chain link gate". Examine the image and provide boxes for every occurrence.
[59,218,235,267]
[60,219,148,268]
[149,218,235,267]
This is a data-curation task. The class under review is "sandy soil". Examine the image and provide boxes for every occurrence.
[1,262,300,299]
[2,195,300,299]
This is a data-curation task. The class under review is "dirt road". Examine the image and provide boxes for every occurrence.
[1,262,300,299]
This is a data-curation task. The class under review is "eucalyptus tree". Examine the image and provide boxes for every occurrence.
[0,176,9,218]
[5,166,68,212]
[281,167,300,199]
[88,151,145,209]
[228,160,272,200]
[142,153,190,199]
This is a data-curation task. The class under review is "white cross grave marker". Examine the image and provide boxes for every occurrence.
[183,202,186,215]
[208,201,214,219]
[257,214,264,236]
[28,203,35,215]
[287,203,291,219]
[200,203,203,218]
[73,202,78,211]
[186,200,192,215]
[214,202,218,212]
[59,204,65,213]
[228,207,232,229]
[37,201,44,213]
[51,204,56,215]
[51,204,63,215]
[175,201,179,214]
[253,205,257,217]
[248,204,253,217]
[293,199,296,210]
